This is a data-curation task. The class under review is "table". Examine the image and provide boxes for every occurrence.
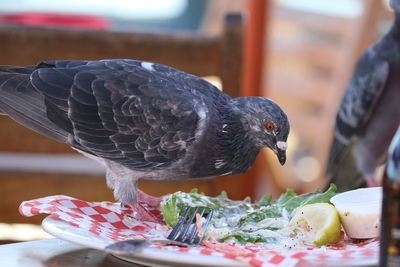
[0,238,145,267]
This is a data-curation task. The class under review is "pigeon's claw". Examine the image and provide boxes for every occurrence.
[133,203,163,223]
[122,202,164,224]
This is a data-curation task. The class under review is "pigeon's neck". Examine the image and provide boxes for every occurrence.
[212,108,260,175]
[188,101,260,178]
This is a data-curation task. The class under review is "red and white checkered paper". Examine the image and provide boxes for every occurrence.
[19,195,379,267]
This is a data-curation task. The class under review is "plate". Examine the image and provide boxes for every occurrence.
[42,216,379,267]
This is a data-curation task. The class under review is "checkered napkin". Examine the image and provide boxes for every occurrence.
[19,195,379,267]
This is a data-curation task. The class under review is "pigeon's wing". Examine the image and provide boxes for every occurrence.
[7,60,216,170]
[335,54,389,144]
[326,48,389,178]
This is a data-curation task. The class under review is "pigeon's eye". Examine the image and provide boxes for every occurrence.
[264,123,275,131]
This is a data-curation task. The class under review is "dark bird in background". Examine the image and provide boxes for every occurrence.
[387,126,400,181]
[325,0,400,192]
[0,59,289,222]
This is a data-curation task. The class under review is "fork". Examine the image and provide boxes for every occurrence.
[167,206,213,245]
[105,207,213,255]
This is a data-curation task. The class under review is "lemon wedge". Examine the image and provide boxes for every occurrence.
[289,203,341,246]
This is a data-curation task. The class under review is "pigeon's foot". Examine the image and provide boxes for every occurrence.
[366,176,378,187]
[137,190,162,207]
[123,202,163,224]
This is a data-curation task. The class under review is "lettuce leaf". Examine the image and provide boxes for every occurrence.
[276,183,337,213]
[161,194,180,227]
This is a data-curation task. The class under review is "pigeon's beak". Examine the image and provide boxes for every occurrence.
[276,141,287,165]
[277,149,286,165]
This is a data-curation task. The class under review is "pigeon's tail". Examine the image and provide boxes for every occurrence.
[0,65,69,143]
[325,138,366,192]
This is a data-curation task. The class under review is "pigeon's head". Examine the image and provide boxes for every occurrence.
[233,97,290,165]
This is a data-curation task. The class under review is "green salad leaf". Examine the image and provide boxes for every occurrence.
[161,194,179,227]
[273,183,337,213]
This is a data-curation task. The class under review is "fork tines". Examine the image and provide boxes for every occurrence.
[167,207,213,245]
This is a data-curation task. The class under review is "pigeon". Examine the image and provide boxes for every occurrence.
[325,0,400,192]
[0,59,290,222]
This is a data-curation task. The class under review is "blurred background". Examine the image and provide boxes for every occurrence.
[0,0,394,243]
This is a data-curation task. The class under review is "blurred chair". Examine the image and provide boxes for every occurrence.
[0,12,245,224]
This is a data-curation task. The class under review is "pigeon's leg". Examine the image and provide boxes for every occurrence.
[137,189,162,207]
[366,176,378,187]
[106,167,163,223]
[120,199,163,224]
[115,179,163,223]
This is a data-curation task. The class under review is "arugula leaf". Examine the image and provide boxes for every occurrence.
[258,194,272,205]
[218,191,228,199]
[274,188,297,206]
[243,196,251,203]
[276,184,337,213]
[239,206,282,226]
